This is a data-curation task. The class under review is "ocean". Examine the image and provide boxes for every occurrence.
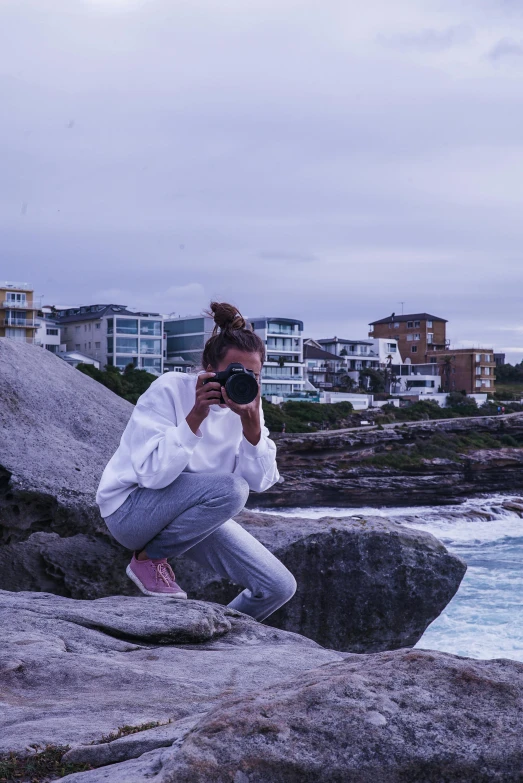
[256,494,523,661]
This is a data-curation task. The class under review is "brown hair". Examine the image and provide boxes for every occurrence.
[202,302,265,369]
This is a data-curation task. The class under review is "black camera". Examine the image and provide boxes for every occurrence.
[205,362,259,405]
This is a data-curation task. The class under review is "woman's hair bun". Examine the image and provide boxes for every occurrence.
[208,301,247,332]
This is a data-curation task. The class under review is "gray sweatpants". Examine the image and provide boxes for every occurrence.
[103,472,296,621]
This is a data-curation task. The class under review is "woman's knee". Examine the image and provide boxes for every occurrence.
[211,473,249,514]
[271,564,297,605]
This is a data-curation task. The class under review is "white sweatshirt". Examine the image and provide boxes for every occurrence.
[96,371,280,519]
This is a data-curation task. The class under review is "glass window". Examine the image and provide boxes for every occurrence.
[107,337,114,353]
[116,318,138,334]
[387,343,397,352]
[167,334,204,352]
[427,320,433,328]
[394,322,399,328]
[476,380,481,388]
[427,333,433,344]
[414,320,420,327]
[476,367,481,375]
[411,346,418,353]
[46,328,58,335]
[75,344,81,350]
[115,337,138,353]
[407,334,413,342]
[407,321,414,328]
[165,317,204,336]
[140,338,162,355]
[115,356,138,369]
[484,367,490,376]
[142,357,162,370]
[140,320,162,336]
[96,323,101,329]
[95,342,100,349]
[75,325,81,332]
[267,321,293,335]
[476,353,481,362]
[414,334,421,341]
[107,318,114,335]
[430,357,437,363]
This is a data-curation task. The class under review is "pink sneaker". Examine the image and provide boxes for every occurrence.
[126,554,187,599]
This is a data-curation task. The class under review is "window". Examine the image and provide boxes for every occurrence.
[484,367,490,376]
[414,334,421,341]
[388,323,393,329]
[88,323,92,331]
[116,318,138,334]
[476,353,481,362]
[476,380,482,388]
[84,325,87,332]
[76,325,81,333]
[107,318,114,335]
[95,323,101,330]
[64,327,68,336]
[165,317,205,336]
[482,379,491,388]
[430,357,437,363]
[115,337,138,354]
[427,321,433,328]
[411,346,418,353]
[407,334,413,341]
[427,333,433,344]
[387,343,397,352]
[167,334,204,352]
[414,320,420,328]
[407,321,414,328]
[46,328,58,336]
[95,342,100,349]
[140,338,162,355]
[394,322,399,328]
[140,320,162,336]
[476,367,481,375]
[75,344,81,350]
[88,342,91,349]
[107,337,113,352]
[115,356,138,370]
[142,357,162,371]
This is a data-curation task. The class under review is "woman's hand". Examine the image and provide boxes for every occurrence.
[186,372,223,434]
[222,384,262,446]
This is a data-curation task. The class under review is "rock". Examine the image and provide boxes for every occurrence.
[173,510,467,652]
[134,649,523,783]
[0,339,134,596]
[256,415,523,508]
[0,589,342,756]
[56,648,523,783]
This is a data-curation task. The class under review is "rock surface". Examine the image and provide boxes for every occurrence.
[174,510,467,652]
[0,589,342,756]
[257,415,523,508]
[0,339,134,596]
[3,589,523,783]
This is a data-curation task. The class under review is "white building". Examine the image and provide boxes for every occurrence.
[249,317,305,398]
[315,336,380,388]
[34,306,64,354]
[372,338,401,367]
[57,304,165,375]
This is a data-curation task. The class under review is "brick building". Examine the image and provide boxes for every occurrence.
[431,348,496,394]
[368,312,448,363]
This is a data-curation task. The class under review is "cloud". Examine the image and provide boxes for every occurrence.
[380,24,474,53]
[487,37,523,61]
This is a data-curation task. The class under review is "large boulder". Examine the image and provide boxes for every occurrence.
[0,339,134,596]
[2,590,522,783]
[174,509,467,652]
[0,589,342,756]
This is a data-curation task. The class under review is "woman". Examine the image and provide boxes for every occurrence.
[96,302,296,621]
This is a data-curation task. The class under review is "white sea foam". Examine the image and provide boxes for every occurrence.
[255,494,523,661]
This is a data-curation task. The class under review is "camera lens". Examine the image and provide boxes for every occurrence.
[226,374,258,404]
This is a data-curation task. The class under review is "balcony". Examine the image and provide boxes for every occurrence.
[1,318,37,328]
[2,300,38,310]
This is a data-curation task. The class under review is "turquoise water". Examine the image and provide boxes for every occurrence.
[257,495,523,661]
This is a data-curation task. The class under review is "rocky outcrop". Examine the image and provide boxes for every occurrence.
[173,510,466,652]
[2,590,522,783]
[0,339,134,596]
[254,415,523,507]
[0,340,466,655]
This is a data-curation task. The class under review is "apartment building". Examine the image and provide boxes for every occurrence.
[57,304,165,374]
[249,317,305,397]
[34,306,63,354]
[303,342,338,389]
[165,314,306,398]
[369,313,448,363]
[0,282,39,345]
[429,348,496,394]
[164,315,214,368]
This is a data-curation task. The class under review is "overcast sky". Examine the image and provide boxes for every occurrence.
[1,0,523,361]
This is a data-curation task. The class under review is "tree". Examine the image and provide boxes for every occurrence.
[359,368,387,393]
[439,355,455,392]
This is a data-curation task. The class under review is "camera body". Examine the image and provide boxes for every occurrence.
[205,362,259,405]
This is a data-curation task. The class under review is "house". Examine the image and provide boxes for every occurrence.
[430,348,496,394]
[369,313,448,363]
[56,304,165,375]
[0,282,39,346]
[34,306,64,354]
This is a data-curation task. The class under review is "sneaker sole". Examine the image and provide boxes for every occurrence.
[126,564,187,599]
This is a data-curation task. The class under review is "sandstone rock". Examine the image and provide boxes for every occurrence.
[57,648,523,783]
[173,510,467,652]
[0,589,342,755]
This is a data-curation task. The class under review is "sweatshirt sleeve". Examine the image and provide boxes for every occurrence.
[128,380,202,490]
[233,402,280,492]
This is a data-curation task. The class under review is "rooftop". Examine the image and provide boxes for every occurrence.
[56,304,162,324]
[369,313,447,325]
[317,337,374,346]
[303,344,338,361]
